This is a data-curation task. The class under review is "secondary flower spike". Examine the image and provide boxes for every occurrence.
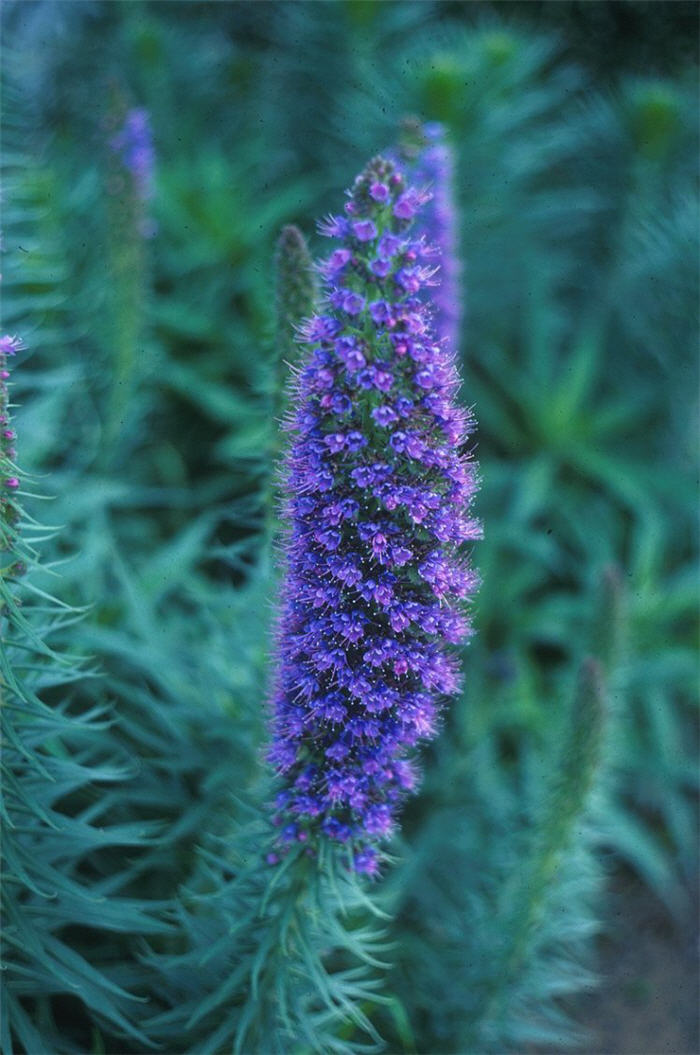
[110,108,155,203]
[390,120,462,353]
[269,156,480,876]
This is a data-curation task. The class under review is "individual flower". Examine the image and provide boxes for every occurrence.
[269,156,479,876]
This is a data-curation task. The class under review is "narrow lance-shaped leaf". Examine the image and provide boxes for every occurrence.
[143,820,390,1055]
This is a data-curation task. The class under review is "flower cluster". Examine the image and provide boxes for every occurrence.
[268,157,480,875]
[110,108,155,204]
[391,120,461,353]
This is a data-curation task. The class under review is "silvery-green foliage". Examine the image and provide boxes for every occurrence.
[0,350,162,1053]
[142,823,391,1054]
[0,107,166,1052]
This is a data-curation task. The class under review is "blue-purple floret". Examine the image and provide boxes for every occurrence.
[269,156,480,877]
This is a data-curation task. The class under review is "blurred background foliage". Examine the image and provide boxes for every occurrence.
[1,1,698,1052]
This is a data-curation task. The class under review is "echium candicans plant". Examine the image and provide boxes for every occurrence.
[269,156,480,876]
[391,120,462,353]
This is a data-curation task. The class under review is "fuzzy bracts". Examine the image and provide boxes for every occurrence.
[269,157,480,876]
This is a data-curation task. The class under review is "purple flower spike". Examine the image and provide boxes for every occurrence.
[110,107,155,204]
[269,156,479,876]
[389,120,462,354]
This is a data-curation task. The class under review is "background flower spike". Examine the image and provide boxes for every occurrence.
[465,656,608,1048]
[100,93,156,467]
[389,118,462,354]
